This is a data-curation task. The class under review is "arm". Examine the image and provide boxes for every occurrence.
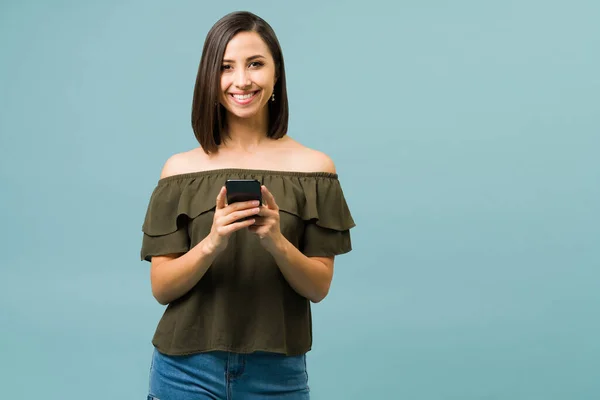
[150,197,261,304]
[249,151,338,303]
[150,240,218,305]
[269,236,334,303]
[150,160,261,304]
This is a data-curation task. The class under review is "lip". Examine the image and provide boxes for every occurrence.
[229,90,260,105]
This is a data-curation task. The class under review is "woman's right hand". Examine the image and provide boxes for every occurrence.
[206,186,261,254]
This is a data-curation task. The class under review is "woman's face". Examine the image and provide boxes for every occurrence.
[219,31,277,121]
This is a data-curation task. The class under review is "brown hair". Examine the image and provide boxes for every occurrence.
[191,11,289,154]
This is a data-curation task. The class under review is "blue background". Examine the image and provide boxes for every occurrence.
[1,0,599,398]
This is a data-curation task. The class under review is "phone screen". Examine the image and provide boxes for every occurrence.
[225,179,262,205]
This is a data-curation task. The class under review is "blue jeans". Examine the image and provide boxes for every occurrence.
[148,348,310,399]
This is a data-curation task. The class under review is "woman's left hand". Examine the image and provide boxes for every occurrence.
[248,185,285,253]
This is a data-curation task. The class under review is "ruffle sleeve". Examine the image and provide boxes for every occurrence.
[139,175,219,262]
[264,173,356,257]
[139,170,356,261]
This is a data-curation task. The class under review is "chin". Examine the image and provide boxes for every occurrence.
[224,103,267,120]
[227,109,259,119]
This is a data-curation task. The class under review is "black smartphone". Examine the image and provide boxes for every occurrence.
[225,179,262,206]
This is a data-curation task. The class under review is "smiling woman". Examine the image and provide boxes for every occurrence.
[140,10,355,400]
[190,11,289,154]
[219,32,277,120]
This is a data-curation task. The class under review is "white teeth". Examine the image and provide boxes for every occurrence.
[232,92,255,100]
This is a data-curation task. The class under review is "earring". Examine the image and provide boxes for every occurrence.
[271,92,275,102]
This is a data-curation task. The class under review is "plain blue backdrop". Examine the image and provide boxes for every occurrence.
[1,0,599,399]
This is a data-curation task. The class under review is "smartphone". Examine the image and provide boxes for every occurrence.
[225,179,262,210]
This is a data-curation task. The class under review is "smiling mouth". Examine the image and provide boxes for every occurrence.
[229,90,260,104]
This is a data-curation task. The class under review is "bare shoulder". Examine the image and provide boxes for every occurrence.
[304,147,336,174]
[159,147,208,179]
[282,137,336,174]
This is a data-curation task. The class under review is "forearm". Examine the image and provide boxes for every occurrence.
[151,237,219,305]
[269,236,333,303]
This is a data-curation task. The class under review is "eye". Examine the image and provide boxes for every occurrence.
[249,61,264,68]
[221,64,232,71]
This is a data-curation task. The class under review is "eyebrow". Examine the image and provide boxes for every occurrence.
[222,55,267,63]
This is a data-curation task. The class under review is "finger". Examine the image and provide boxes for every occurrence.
[232,199,261,211]
[216,186,226,210]
[261,185,279,210]
[250,216,268,226]
[225,200,261,215]
[224,207,261,225]
[223,217,256,234]
[256,206,275,217]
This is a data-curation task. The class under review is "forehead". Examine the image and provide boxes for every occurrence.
[223,31,272,60]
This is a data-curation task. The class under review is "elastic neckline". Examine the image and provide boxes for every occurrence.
[157,168,339,184]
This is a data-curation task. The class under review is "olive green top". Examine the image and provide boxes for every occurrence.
[140,168,355,356]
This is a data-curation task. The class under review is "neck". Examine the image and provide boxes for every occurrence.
[222,110,270,151]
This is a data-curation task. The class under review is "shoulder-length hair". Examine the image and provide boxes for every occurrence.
[191,11,289,154]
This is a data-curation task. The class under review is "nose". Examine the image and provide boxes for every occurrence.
[234,68,251,89]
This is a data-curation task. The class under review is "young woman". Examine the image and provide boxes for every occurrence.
[140,11,355,400]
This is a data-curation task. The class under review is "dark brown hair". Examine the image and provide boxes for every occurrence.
[191,11,289,154]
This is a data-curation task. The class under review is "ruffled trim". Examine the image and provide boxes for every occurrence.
[141,169,356,236]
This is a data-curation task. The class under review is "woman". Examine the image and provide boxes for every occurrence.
[140,11,355,400]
